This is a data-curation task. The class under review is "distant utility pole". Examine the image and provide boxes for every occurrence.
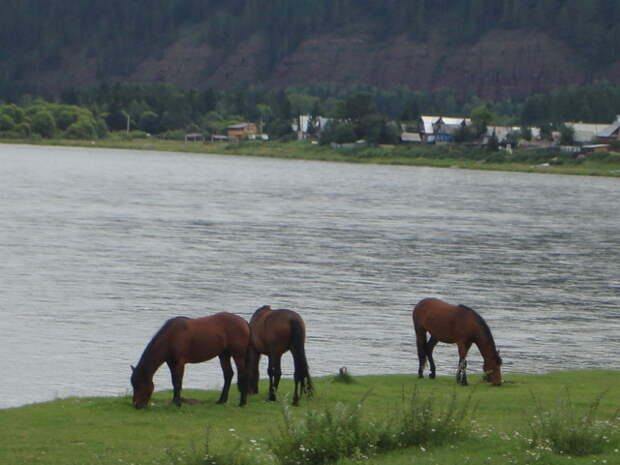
[122,110,130,133]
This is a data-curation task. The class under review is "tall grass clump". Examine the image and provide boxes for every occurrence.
[158,426,270,465]
[333,367,355,384]
[269,387,476,465]
[526,388,620,457]
[269,395,378,465]
[376,386,476,451]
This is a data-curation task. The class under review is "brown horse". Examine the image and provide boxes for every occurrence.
[246,305,313,406]
[412,298,502,386]
[130,312,249,409]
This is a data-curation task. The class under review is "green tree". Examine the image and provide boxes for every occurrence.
[337,92,377,121]
[332,121,357,144]
[31,111,56,138]
[470,104,496,137]
[559,124,575,145]
[138,111,160,134]
[486,130,500,151]
[265,118,293,139]
[400,97,420,121]
[0,113,15,131]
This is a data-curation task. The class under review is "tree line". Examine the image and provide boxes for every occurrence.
[2,81,619,145]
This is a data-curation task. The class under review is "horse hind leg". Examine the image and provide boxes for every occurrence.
[273,356,282,398]
[232,352,248,407]
[217,354,234,404]
[415,328,428,378]
[426,336,439,379]
[267,356,277,402]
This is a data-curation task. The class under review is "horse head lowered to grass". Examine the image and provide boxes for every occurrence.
[246,305,313,406]
[130,312,249,409]
[412,297,503,386]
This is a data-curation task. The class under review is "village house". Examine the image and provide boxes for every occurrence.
[484,125,538,142]
[292,114,331,139]
[418,116,441,142]
[225,122,257,141]
[565,122,609,144]
[596,115,620,143]
[417,115,470,142]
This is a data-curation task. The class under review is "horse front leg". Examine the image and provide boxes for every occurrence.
[217,354,234,404]
[456,342,472,386]
[168,361,185,407]
[456,359,468,385]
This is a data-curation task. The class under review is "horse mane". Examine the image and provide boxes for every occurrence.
[458,304,502,365]
[136,317,188,371]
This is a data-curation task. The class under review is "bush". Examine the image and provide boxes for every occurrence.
[16,122,31,137]
[64,119,97,139]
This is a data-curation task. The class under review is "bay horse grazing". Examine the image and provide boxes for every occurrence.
[412,298,502,386]
[130,312,249,409]
[246,305,313,406]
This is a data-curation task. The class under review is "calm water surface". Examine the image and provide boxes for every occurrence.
[1,144,619,409]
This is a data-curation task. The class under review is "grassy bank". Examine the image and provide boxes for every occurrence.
[3,138,620,177]
[1,371,618,465]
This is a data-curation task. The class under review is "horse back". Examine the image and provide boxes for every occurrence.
[181,312,250,363]
[413,298,473,343]
[251,308,304,356]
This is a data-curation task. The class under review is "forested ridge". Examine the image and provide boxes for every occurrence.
[2,0,620,100]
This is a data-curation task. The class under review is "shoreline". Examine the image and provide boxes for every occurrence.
[3,138,620,177]
[2,368,617,411]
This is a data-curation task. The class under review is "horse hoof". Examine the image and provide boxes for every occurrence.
[429,373,436,379]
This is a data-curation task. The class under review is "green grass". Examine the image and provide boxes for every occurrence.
[1,371,619,465]
[3,138,620,177]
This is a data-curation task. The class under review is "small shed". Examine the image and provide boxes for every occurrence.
[184,133,205,142]
[225,123,258,140]
[582,144,610,153]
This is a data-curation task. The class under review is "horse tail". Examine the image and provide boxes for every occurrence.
[290,318,313,397]
[244,340,260,395]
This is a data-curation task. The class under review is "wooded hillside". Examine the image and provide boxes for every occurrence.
[2,1,620,100]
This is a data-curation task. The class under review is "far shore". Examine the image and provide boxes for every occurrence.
[3,137,620,177]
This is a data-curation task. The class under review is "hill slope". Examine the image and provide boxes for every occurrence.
[2,1,620,98]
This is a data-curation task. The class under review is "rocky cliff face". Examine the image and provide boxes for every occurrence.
[26,29,620,98]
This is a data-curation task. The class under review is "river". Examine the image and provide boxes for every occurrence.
[1,143,618,409]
